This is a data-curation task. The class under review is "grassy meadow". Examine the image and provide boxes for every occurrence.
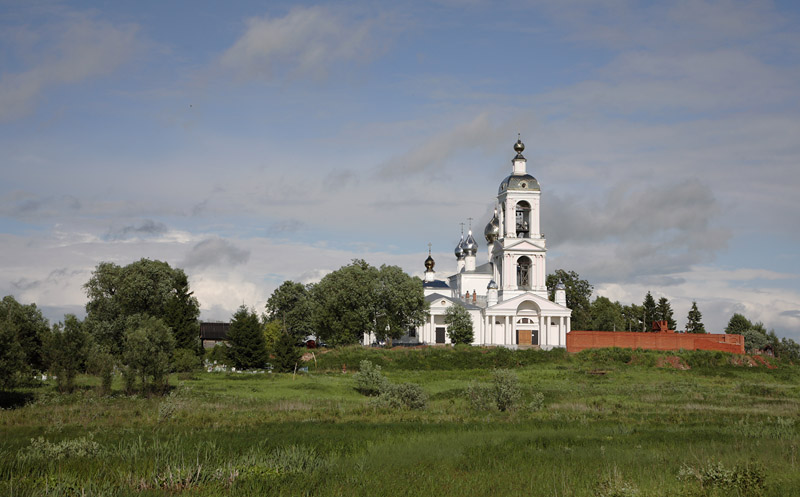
[1,346,798,496]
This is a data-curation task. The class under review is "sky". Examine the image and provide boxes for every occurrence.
[1,0,799,339]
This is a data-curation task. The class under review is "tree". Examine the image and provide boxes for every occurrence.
[263,320,283,351]
[725,313,752,335]
[656,297,677,330]
[621,304,643,332]
[546,270,593,330]
[589,297,624,331]
[122,315,175,393]
[312,260,380,346]
[685,301,706,334]
[374,265,428,345]
[642,292,657,331]
[47,315,91,392]
[272,332,302,373]
[164,271,201,354]
[0,295,51,374]
[444,303,474,345]
[226,306,268,369]
[311,260,428,346]
[0,319,26,390]
[265,281,314,340]
[742,328,769,354]
[84,259,200,355]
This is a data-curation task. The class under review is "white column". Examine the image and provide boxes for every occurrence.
[429,314,435,344]
[545,316,551,348]
[560,316,566,346]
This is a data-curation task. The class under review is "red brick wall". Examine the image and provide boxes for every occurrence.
[566,330,745,354]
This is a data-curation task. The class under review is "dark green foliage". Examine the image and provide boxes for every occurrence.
[46,314,91,392]
[86,344,115,394]
[444,303,474,344]
[725,313,752,335]
[590,297,625,331]
[0,318,27,390]
[0,295,51,374]
[492,369,521,411]
[163,272,201,353]
[84,259,200,355]
[656,296,677,330]
[226,306,268,370]
[353,360,389,396]
[273,332,302,373]
[685,301,706,334]
[265,281,314,340]
[173,348,202,372]
[621,303,644,332]
[206,344,229,365]
[546,269,593,330]
[122,315,176,393]
[311,259,428,346]
[642,292,657,331]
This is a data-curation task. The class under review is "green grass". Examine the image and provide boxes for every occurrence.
[1,347,798,496]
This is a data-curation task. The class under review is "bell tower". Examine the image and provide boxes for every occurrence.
[491,136,547,301]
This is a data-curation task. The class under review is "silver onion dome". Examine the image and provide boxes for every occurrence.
[487,279,498,290]
[484,209,500,243]
[454,236,465,259]
[464,230,478,256]
[555,280,566,290]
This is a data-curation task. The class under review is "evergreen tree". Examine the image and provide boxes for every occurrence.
[226,306,268,369]
[724,313,752,335]
[273,332,302,373]
[655,297,677,330]
[444,303,474,345]
[685,301,706,334]
[642,292,657,331]
[164,272,201,354]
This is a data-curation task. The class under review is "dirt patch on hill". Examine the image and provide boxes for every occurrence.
[751,354,777,369]
[656,355,690,370]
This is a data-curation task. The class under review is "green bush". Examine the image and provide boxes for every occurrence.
[205,344,228,365]
[20,436,103,461]
[595,467,639,497]
[371,382,427,410]
[527,391,545,411]
[465,381,493,411]
[492,369,521,412]
[173,348,202,372]
[678,460,766,495]
[353,360,389,396]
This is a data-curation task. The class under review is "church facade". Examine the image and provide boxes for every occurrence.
[365,138,572,349]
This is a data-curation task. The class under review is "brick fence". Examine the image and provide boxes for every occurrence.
[566,330,745,354]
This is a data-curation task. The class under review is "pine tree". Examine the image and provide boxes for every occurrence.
[226,306,268,369]
[685,301,706,334]
[272,332,302,373]
[642,292,657,332]
[656,297,677,330]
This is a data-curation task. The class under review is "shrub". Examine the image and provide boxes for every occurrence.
[465,381,493,411]
[172,348,201,372]
[354,360,389,396]
[206,344,228,365]
[20,436,103,461]
[372,382,428,410]
[528,391,545,411]
[492,369,521,411]
[595,466,639,497]
[678,460,766,495]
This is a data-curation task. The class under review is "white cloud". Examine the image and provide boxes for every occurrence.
[219,6,384,81]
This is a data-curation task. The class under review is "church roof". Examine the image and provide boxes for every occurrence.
[425,293,481,310]
[423,280,450,289]
[498,173,540,194]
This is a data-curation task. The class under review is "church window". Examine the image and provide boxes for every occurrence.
[517,256,532,289]
[515,201,530,238]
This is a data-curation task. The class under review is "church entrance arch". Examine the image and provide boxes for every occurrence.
[515,300,540,347]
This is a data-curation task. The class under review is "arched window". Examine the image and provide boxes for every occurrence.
[517,256,531,289]
[515,201,530,238]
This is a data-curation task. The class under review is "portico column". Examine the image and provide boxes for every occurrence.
[559,316,564,346]
[545,316,551,348]
[429,314,435,344]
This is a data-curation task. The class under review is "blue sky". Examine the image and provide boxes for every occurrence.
[1,0,799,338]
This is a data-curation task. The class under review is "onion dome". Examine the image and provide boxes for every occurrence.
[424,255,435,271]
[464,230,478,256]
[514,136,525,159]
[484,209,500,243]
[454,235,465,259]
[487,279,498,290]
[555,280,566,290]
[498,173,540,194]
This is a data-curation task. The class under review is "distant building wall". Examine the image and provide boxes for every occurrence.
[566,330,745,354]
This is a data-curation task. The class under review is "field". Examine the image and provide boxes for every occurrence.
[1,346,798,496]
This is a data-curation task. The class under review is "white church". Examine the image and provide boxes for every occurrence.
[365,137,572,349]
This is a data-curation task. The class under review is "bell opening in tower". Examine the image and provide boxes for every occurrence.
[517,256,532,289]
[515,201,531,238]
